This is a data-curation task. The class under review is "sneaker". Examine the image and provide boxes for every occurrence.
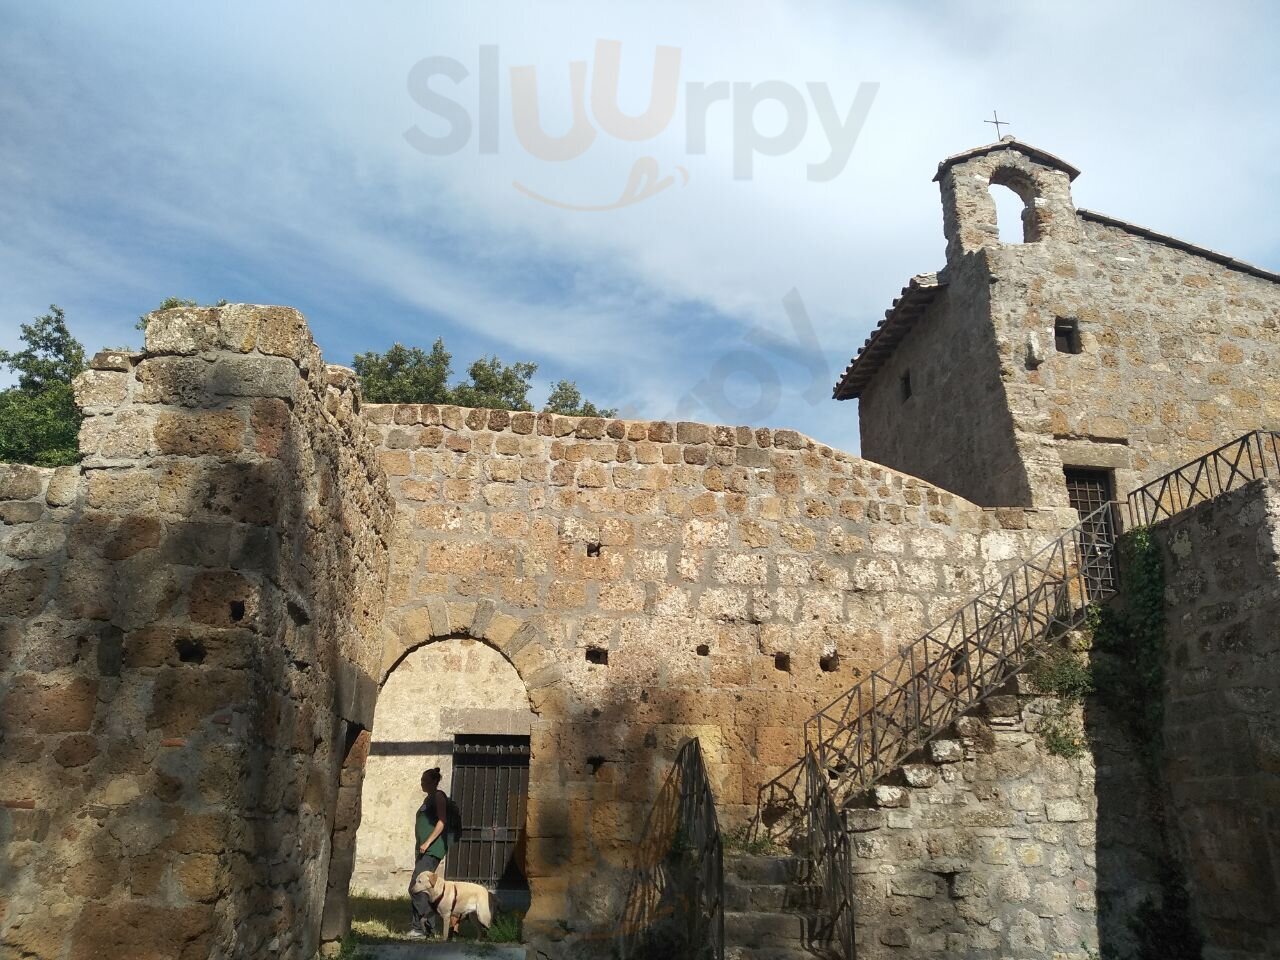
[406,928,427,940]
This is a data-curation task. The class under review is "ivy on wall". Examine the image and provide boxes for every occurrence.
[1032,528,1202,960]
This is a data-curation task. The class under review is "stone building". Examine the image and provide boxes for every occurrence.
[0,139,1276,960]
[841,137,1280,513]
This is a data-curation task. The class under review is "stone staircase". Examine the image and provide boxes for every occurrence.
[723,853,824,960]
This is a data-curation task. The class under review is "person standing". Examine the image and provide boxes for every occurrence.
[408,767,450,939]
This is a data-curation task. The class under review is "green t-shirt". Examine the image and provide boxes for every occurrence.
[415,792,449,859]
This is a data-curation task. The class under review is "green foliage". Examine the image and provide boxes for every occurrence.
[0,305,86,466]
[353,339,454,404]
[723,825,783,857]
[485,910,524,943]
[1035,701,1089,759]
[1029,643,1094,701]
[544,379,618,418]
[1088,527,1167,762]
[449,355,537,411]
[1027,641,1094,758]
[353,339,613,415]
[347,892,522,946]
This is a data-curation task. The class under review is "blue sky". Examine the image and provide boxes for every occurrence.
[2,1,1277,453]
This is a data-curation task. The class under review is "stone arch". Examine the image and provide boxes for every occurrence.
[989,164,1044,244]
[332,607,560,945]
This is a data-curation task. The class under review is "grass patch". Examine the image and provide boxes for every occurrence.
[348,892,524,945]
[350,893,412,943]
[722,825,784,857]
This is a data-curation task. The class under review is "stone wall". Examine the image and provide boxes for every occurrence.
[365,401,1071,946]
[858,259,1033,508]
[353,637,534,898]
[1154,478,1280,960]
[839,680,1164,960]
[0,305,394,960]
[856,141,1280,512]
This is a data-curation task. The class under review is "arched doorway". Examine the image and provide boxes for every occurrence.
[352,636,536,910]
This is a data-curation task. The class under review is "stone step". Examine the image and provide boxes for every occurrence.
[723,910,815,948]
[725,946,826,960]
[352,944,525,960]
[724,879,822,912]
[723,853,807,885]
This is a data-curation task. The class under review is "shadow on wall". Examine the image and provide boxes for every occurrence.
[0,306,394,960]
[340,624,751,959]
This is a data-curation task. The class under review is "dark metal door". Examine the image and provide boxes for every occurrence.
[449,735,529,888]
[1064,468,1118,599]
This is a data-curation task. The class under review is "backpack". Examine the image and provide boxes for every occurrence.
[444,792,463,846]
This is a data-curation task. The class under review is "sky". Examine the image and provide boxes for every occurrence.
[1,1,1277,454]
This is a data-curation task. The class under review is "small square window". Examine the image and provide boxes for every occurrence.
[899,371,912,401]
[1054,317,1082,354]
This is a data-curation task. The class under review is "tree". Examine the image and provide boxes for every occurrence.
[352,339,453,404]
[0,305,87,466]
[450,356,537,411]
[543,379,617,418]
[352,339,612,415]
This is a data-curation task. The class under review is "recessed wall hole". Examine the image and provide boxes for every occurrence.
[287,598,311,625]
[586,647,609,666]
[819,653,841,673]
[774,652,791,673]
[175,637,206,664]
[1054,316,1082,354]
[696,644,710,657]
[899,371,912,401]
[587,756,607,775]
[228,600,246,622]
[586,542,602,558]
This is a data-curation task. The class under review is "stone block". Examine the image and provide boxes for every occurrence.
[154,410,246,456]
[45,466,80,507]
[929,739,963,763]
[253,306,313,360]
[902,764,939,788]
[0,465,43,501]
[73,369,129,408]
[209,355,299,398]
[0,501,44,525]
[874,785,910,808]
[1045,799,1087,822]
[1,674,98,733]
[144,307,219,355]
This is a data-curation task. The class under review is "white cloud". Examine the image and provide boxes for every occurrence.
[1,0,1277,453]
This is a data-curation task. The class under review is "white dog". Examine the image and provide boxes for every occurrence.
[409,870,498,939]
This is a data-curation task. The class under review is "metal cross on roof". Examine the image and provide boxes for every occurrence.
[985,110,1010,139]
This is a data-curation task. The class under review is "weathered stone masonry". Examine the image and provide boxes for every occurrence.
[0,307,394,960]
[364,400,1067,941]
[848,139,1280,512]
[0,303,1067,958]
[1154,479,1280,960]
[3,137,1279,960]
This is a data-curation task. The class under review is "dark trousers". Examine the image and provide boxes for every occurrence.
[409,851,442,933]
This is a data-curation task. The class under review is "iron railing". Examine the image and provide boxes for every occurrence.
[617,738,724,960]
[804,752,856,960]
[806,501,1119,802]
[1127,430,1280,526]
